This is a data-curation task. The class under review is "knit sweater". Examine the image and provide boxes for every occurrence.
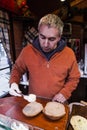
[9,38,80,99]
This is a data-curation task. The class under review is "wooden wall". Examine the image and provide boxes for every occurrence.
[13,21,23,58]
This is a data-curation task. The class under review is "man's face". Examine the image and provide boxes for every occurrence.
[38,24,61,52]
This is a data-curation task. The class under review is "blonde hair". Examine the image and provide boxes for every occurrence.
[38,14,64,36]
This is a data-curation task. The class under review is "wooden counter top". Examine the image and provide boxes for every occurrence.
[0,96,69,130]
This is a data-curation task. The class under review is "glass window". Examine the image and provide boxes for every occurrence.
[0,27,10,70]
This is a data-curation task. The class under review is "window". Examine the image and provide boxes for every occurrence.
[0,27,10,70]
[0,27,11,97]
[0,10,12,97]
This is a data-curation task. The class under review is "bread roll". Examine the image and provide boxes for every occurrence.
[43,102,66,120]
[22,101,43,117]
[70,115,87,130]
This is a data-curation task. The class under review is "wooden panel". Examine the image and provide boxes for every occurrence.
[13,21,23,58]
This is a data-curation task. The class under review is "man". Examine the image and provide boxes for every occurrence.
[9,14,80,103]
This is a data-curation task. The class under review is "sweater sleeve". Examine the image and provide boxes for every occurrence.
[60,59,80,99]
[9,48,27,84]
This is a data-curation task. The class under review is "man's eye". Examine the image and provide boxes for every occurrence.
[48,38,55,41]
[40,36,46,39]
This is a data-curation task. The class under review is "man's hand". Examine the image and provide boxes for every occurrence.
[9,83,22,97]
[52,93,66,103]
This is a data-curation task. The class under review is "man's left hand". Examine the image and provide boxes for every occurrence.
[52,93,66,103]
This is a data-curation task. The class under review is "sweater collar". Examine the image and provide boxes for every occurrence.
[32,36,67,60]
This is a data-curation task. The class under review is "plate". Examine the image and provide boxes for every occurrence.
[69,102,85,114]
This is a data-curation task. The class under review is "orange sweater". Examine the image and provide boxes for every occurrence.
[10,44,80,99]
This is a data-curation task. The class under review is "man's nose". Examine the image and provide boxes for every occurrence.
[44,39,49,47]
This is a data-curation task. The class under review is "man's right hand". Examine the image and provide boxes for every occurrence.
[9,83,22,97]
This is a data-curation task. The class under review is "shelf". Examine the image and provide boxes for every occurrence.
[12,15,36,22]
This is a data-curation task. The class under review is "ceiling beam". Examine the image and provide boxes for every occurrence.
[71,0,85,7]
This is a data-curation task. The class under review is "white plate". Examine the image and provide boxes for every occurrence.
[69,102,85,114]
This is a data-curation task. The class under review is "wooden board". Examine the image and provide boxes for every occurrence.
[0,96,69,130]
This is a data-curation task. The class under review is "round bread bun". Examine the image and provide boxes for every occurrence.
[22,101,43,117]
[43,102,66,120]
